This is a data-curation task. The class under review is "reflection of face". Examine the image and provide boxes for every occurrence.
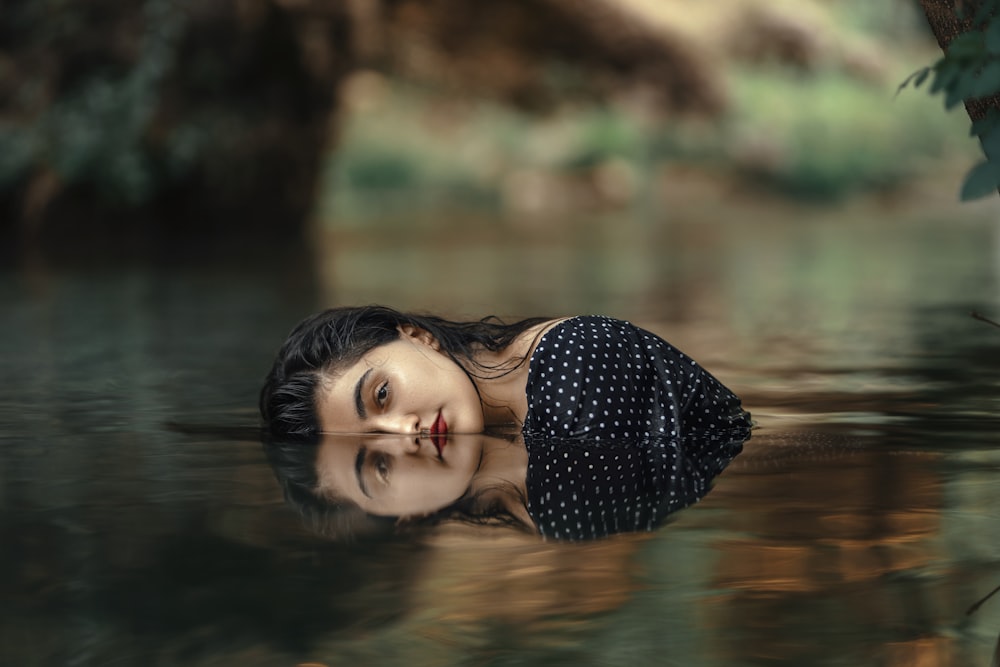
[316,327,485,437]
[316,433,485,517]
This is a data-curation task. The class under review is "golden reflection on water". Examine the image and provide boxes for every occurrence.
[307,527,654,665]
[691,422,989,667]
[715,442,943,581]
[410,526,646,626]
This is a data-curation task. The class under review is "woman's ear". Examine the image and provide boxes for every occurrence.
[397,324,441,350]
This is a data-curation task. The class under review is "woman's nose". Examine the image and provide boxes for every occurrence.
[378,434,422,457]
[378,412,421,435]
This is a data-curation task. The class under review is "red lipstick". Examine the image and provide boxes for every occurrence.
[430,411,448,455]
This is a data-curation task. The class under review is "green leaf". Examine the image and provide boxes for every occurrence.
[930,59,961,94]
[945,69,975,108]
[981,124,1000,158]
[988,20,1000,54]
[959,159,1000,200]
[948,31,987,58]
[967,60,1000,99]
[971,108,1000,137]
[974,2,998,29]
[896,67,931,96]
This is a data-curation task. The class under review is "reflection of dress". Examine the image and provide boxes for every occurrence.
[520,316,751,540]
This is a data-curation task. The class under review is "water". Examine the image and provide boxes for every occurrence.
[3,192,1000,666]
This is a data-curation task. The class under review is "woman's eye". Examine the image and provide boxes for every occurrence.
[374,455,390,483]
[376,382,389,406]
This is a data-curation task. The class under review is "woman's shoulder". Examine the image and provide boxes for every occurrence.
[529,315,644,351]
[521,315,656,380]
[519,315,617,357]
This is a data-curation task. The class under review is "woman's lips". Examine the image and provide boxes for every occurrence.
[430,411,447,455]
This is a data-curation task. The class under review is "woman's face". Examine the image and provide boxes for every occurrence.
[315,433,485,517]
[315,325,485,437]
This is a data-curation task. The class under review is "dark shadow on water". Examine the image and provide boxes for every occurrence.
[0,507,427,662]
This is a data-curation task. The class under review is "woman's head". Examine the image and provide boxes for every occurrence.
[260,306,548,438]
[260,306,406,438]
[259,306,544,532]
[312,328,486,437]
[263,430,529,532]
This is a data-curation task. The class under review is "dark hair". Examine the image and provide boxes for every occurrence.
[259,305,549,438]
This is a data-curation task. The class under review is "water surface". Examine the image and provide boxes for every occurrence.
[3,195,1000,666]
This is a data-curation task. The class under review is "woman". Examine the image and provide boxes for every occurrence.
[260,306,750,538]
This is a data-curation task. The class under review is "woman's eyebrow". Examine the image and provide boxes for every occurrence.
[355,445,371,498]
[354,368,373,419]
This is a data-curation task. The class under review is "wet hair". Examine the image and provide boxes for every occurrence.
[259,305,550,438]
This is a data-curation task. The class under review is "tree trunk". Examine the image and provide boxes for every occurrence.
[919,0,1000,178]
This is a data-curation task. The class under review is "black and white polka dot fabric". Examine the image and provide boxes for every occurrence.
[523,429,748,541]
[520,316,751,541]
[522,316,749,439]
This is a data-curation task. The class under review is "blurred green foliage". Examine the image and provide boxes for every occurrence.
[3,0,988,217]
[899,0,1000,200]
[729,68,973,199]
[319,0,990,214]
[0,0,194,204]
[322,66,977,218]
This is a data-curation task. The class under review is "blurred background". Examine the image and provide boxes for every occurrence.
[4,1,1000,666]
[0,0,993,253]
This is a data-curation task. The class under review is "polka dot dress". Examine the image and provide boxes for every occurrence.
[523,430,748,541]
[521,316,751,540]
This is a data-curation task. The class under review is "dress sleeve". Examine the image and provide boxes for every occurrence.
[522,316,749,439]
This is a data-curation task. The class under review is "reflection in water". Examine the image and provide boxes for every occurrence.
[524,427,749,540]
[684,423,1000,667]
[265,426,750,542]
[3,200,1000,665]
